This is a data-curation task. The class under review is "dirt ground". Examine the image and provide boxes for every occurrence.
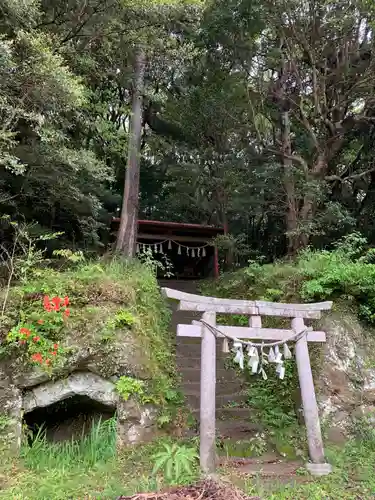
[118,478,261,500]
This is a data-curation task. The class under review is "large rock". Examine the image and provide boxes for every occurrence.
[20,372,158,447]
[117,399,159,446]
[317,309,375,439]
[0,261,171,452]
[23,372,119,412]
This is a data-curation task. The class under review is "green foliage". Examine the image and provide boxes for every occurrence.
[245,436,375,498]
[151,442,198,484]
[205,233,375,324]
[116,376,146,401]
[245,360,299,430]
[116,374,185,428]
[220,434,268,458]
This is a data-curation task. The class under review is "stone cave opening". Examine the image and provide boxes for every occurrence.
[23,394,116,443]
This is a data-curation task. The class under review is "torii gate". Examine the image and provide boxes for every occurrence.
[162,287,333,476]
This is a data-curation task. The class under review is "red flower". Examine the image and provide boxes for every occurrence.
[51,296,62,311]
[33,336,40,342]
[64,308,70,318]
[19,340,26,345]
[20,327,31,337]
[63,296,69,306]
[51,351,57,356]
[45,358,51,365]
[53,343,59,349]
[43,295,52,312]
[37,319,44,325]
[31,353,43,363]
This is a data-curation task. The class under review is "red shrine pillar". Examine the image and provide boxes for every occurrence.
[214,246,219,278]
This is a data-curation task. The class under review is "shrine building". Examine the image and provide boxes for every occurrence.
[111,219,223,279]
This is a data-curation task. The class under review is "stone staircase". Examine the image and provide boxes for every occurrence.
[160,280,259,440]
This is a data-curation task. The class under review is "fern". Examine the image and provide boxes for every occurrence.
[152,443,198,484]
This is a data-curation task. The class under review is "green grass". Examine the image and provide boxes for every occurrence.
[240,438,375,499]
[0,419,199,499]
[21,417,117,470]
[2,419,375,499]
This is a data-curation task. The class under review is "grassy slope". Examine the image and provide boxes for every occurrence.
[3,246,375,498]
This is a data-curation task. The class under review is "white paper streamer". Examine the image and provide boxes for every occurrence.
[233,342,244,370]
[222,338,230,353]
[283,343,292,359]
[168,240,172,250]
[268,347,276,362]
[274,345,282,363]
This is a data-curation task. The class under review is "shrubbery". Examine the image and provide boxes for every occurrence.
[203,232,375,324]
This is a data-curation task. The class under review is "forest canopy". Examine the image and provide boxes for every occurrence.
[1,0,375,261]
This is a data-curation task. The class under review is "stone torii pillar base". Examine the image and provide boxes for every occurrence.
[306,462,333,476]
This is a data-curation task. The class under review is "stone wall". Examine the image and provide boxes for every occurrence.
[318,309,375,441]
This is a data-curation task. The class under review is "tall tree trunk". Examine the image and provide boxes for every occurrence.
[116,49,146,256]
[281,110,299,256]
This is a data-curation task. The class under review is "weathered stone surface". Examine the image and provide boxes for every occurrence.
[12,334,144,389]
[117,398,159,446]
[317,309,375,436]
[23,372,119,413]
[0,369,22,452]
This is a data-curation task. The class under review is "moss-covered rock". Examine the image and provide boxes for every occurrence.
[0,258,177,450]
[1,259,173,382]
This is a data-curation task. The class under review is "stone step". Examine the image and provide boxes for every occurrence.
[192,406,251,421]
[178,368,240,384]
[176,337,225,347]
[182,420,261,440]
[216,420,261,439]
[185,391,248,410]
[182,381,245,395]
[176,357,231,369]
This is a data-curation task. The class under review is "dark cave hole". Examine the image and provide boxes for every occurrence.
[24,395,116,443]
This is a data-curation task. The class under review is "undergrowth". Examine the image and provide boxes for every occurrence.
[21,417,117,470]
[1,423,375,499]
[243,431,375,499]
[0,421,200,499]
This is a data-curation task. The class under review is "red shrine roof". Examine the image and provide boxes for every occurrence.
[112,218,224,238]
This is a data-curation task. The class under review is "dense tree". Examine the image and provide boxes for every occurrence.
[1,0,375,262]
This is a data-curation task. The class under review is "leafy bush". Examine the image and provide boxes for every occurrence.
[203,232,375,324]
[152,442,198,484]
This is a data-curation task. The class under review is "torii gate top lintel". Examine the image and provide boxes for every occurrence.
[162,287,332,318]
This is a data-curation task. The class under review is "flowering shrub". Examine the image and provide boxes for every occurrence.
[7,295,70,370]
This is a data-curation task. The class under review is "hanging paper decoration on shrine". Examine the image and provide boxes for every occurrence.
[135,239,209,257]
[199,319,308,382]
[230,338,293,380]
